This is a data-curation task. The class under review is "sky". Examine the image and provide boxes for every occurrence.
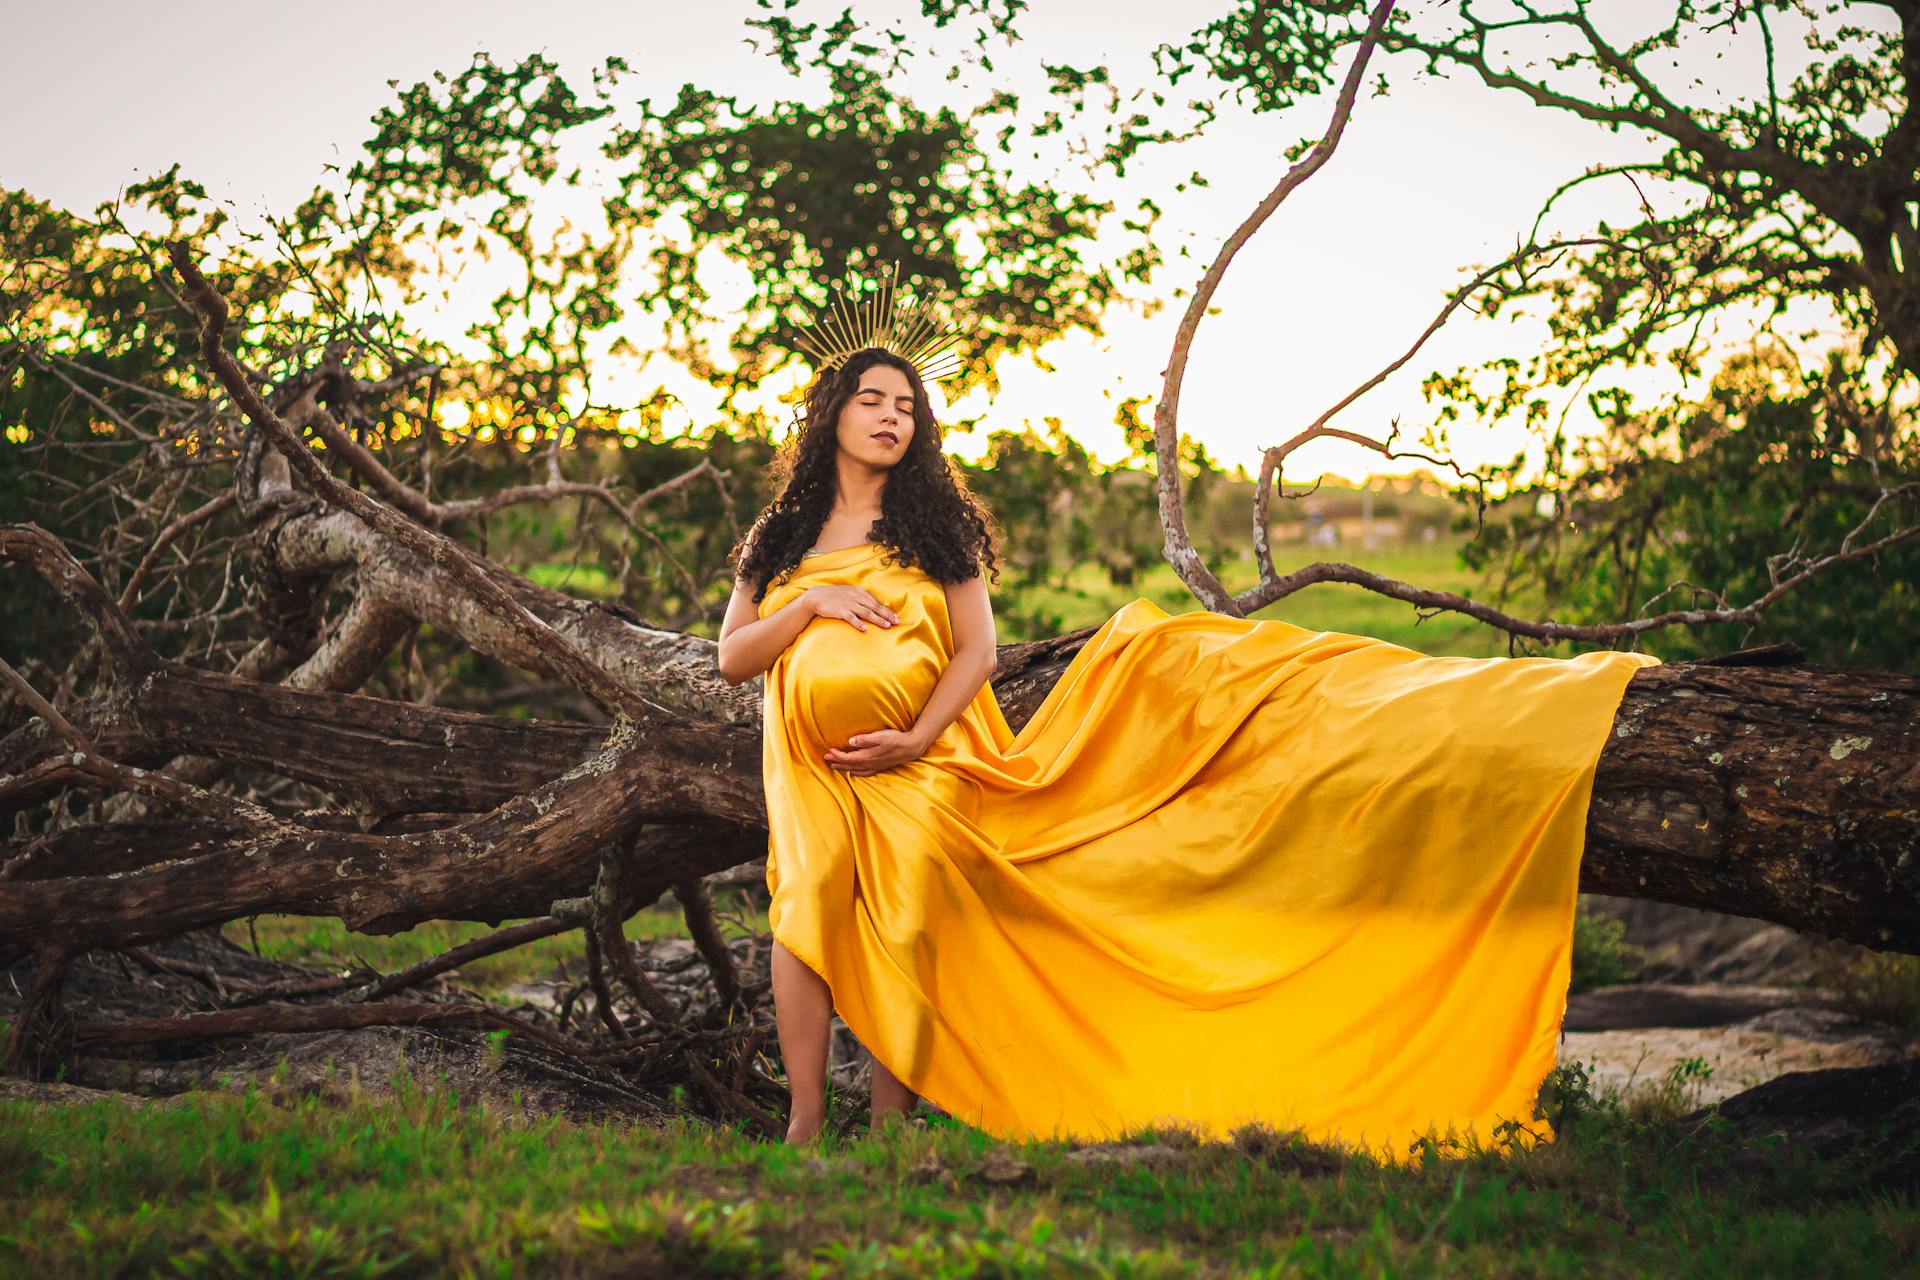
[1,0,1855,486]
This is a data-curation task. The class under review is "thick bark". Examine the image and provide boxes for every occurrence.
[0,714,763,953]
[1583,658,1920,950]
[261,503,759,727]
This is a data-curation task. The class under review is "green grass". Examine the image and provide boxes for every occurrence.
[1,1065,1910,1278]
[219,895,768,1000]
[524,561,622,598]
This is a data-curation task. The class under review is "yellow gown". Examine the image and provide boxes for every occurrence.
[757,539,1661,1161]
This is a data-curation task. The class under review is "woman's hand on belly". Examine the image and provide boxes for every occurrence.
[806,584,900,632]
[824,726,932,776]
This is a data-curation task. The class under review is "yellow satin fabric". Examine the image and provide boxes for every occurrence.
[757,540,1660,1161]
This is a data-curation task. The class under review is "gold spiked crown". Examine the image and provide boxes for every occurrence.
[789,260,966,385]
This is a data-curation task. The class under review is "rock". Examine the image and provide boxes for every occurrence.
[1580,895,1828,986]
[1561,905,1920,1110]
[1682,1059,1920,1195]
[1564,982,1843,1031]
[979,1148,1033,1185]
[0,933,685,1125]
[1062,1142,1181,1169]
[905,1152,951,1184]
[100,1023,677,1126]
[0,1076,193,1110]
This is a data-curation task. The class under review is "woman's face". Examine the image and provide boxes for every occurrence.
[835,363,916,466]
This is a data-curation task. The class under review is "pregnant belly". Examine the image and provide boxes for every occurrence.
[786,618,942,749]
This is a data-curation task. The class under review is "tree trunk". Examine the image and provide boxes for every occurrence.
[1583,656,1919,951]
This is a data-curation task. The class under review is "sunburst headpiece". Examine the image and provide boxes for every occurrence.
[790,260,966,385]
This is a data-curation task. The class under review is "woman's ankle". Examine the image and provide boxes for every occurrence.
[786,1108,826,1144]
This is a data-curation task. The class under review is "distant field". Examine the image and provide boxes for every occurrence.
[1012,538,1595,659]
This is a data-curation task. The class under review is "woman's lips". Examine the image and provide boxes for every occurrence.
[872,431,898,446]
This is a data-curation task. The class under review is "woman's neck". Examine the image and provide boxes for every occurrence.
[832,457,889,513]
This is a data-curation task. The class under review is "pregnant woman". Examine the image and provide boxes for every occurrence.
[715,340,1660,1162]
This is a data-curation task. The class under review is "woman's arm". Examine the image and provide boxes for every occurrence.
[905,571,999,748]
[719,568,904,686]
[822,569,998,774]
[716,577,817,686]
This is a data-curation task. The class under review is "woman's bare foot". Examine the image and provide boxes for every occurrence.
[868,1102,918,1135]
[786,1107,826,1145]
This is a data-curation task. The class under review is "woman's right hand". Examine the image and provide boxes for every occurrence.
[804,584,900,633]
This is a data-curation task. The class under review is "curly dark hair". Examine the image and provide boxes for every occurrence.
[730,347,1003,604]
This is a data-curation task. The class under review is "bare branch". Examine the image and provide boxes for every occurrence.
[1,524,156,679]
[165,242,672,727]
[1153,0,1402,613]
[1246,227,1670,587]
[0,656,91,754]
[352,916,574,1005]
[117,491,237,612]
[68,998,582,1057]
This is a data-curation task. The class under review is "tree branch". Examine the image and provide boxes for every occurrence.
[165,243,671,727]
[1153,0,1401,613]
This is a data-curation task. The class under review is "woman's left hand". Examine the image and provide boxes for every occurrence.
[825,727,930,775]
